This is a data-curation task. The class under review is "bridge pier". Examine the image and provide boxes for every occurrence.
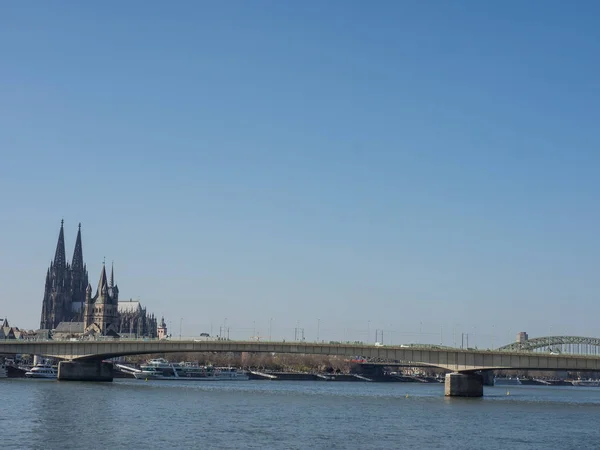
[445,372,483,397]
[480,370,495,386]
[57,361,113,382]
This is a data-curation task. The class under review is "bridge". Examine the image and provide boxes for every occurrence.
[498,336,600,355]
[2,337,600,397]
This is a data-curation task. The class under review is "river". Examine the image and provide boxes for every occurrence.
[1,379,599,449]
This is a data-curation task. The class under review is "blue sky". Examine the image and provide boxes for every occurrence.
[1,1,599,346]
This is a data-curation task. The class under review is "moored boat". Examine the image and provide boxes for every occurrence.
[131,359,248,381]
[25,364,57,379]
[212,367,249,380]
[572,379,600,387]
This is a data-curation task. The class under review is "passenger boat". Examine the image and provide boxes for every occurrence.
[132,359,248,380]
[139,358,173,371]
[25,364,57,379]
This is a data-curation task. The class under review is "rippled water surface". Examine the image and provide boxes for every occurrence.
[1,379,599,449]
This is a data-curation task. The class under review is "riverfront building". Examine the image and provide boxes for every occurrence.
[39,221,158,338]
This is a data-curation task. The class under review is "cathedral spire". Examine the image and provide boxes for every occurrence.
[72,223,84,270]
[53,219,66,270]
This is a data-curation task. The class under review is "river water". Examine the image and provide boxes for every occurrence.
[1,379,599,449]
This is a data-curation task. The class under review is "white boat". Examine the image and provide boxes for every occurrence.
[132,359,248,381]
[135,358,184,379]
[494,376,521,386]
[25,364,57,379]
[140,358,173,370]
[212,367,250,380]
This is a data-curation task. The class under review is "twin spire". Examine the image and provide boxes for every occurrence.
[53,220,84,270]
[72,223,84,270]
[53,219,66,270]
[53,220,116,293]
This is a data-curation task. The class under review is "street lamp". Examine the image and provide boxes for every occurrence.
[269,318,273,341]
[179,318,182,340]
[317,318,320,343]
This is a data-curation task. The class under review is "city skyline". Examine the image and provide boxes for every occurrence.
[0,217,594,348]
[1,2,599,345]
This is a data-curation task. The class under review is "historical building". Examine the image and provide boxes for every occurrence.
[117,299,158,338]
[40,221,158,338]
[157,316,168,340]
[40,221,88,329]
[0,318,31,340]
[83,262,120,336]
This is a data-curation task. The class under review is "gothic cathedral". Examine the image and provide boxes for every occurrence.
[40,221,157,337]
[40,220,88,329]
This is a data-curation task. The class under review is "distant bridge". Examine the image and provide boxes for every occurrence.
[2,339,600,373]
[498,336,600,355]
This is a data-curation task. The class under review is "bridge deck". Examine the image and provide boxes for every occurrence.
[2,339,600,372]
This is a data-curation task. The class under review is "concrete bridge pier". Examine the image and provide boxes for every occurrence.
[444,372,483,397]
[480,370,494,386]
[57,360,113,382]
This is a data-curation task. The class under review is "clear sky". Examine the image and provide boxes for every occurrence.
[1,1,599,347]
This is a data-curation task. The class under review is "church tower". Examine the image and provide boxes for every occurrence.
[83,263,120,335]
[40,220,72,329]
[70,223,88,320]
[157,316,168,340]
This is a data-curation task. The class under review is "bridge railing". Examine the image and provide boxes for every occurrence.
[0,337,466,348]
